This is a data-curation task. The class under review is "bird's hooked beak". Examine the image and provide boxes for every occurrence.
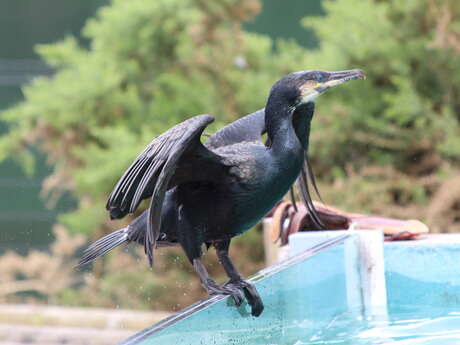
[299,69,365,104]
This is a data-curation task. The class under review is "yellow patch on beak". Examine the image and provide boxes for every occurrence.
[300,80,319,93]
[322,79,343,88]
[306,81,321,89]
[299,80,321,103]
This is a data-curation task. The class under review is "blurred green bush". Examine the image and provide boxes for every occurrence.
[303,0,460,232]
[1,0,460,309]
[0,0,306,238]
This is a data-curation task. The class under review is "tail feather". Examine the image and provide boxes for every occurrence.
[77,228,128,267]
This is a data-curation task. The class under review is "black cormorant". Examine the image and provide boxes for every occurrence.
[78,69,365,317]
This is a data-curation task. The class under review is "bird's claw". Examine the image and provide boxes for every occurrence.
[225,279,264,317]
[204,279,245,306]
[202,278,263,316]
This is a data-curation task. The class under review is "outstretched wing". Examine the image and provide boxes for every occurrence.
[106,114,222,266]
[206,108,266,149]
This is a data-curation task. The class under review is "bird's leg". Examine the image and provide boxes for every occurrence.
[178,204,243,305]
[215,240,264,317]
[192,257,244,306]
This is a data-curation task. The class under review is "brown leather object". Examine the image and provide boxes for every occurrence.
[285,204,308,244]
[270,200,292,243]
[268,201,428,245]
[349,217,428,235]
[384,231,419,241]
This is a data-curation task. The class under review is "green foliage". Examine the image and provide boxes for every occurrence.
[0,0,270,309]
[2,0,460,309]
[302,0,460,231]
[1,0,299,236]
[305,0,460,166]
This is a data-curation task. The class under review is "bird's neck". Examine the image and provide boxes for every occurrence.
[262,99,314,207]
[265,98,295,153]
[292,102,314,150]
[265,99,314,155]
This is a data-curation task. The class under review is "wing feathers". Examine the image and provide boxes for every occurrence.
[106,114,215,266]
[206,108,265,149]
[106,109,323,267]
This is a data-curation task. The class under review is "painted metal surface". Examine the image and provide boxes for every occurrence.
[121,235,356,345]
[121,232,460,345]
[289,230,388,319]
[385,238,460,314]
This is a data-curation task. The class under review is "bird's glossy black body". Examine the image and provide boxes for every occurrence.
[154,102,313,256]
[78,69,365,317]
[127,105,312,261]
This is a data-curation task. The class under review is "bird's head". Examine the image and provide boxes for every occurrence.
[269,69,365,109]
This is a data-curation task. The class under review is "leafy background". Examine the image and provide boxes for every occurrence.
[1,0,459,310]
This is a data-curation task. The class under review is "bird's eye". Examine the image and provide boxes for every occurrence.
[316,75,325,82]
